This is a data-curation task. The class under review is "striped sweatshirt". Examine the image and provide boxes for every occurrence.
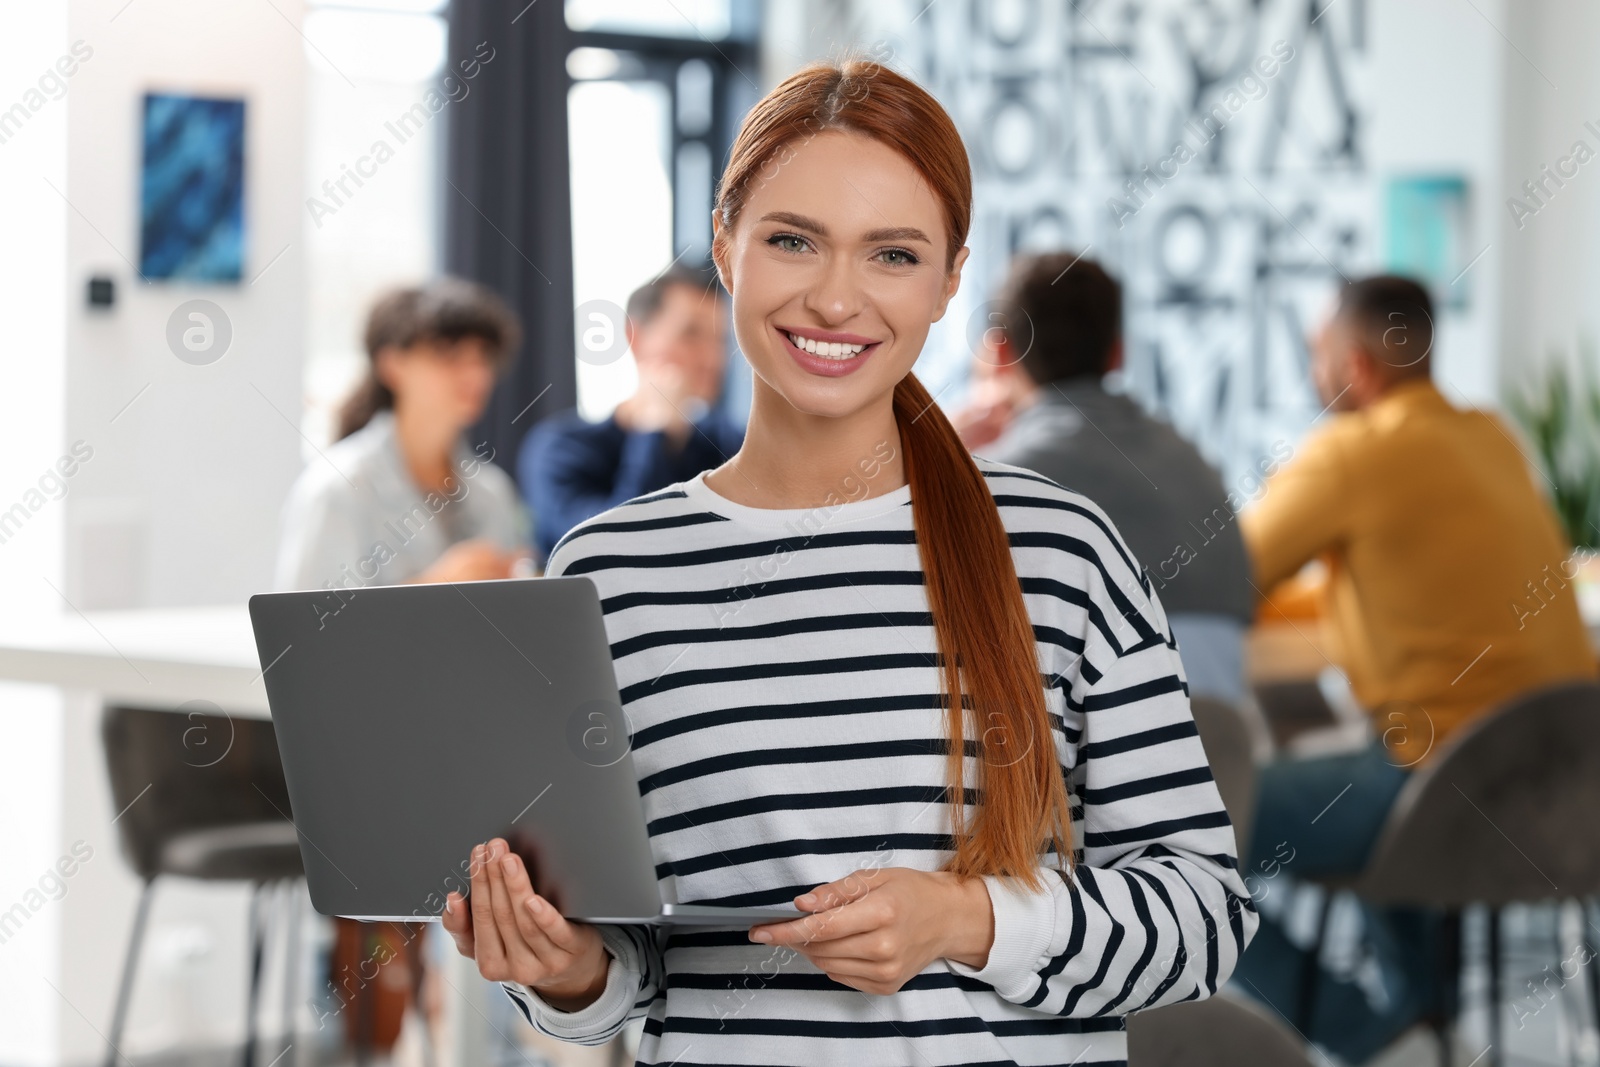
[503,454,1258,1066]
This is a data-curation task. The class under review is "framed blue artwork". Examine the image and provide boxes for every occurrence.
[139,93,245,282]
[1384,175,1470,310]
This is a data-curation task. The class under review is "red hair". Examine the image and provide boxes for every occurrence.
[713,60,1072,890]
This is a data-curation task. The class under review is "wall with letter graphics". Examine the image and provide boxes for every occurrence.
[771,0,1509,486]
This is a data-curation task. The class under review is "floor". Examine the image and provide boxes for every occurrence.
[95,897,1600,1067]
[1311,899,1600,1067]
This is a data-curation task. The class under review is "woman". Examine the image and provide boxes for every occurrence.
[275,277,528,593]
[274,277,529,1058]
[442,62,1255,1066]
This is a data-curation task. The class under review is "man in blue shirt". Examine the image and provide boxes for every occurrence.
[519,267,745,563]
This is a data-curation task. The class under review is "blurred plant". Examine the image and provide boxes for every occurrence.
[1507,341,1600,550]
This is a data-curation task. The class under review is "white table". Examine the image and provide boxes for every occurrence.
[0,604,270,716]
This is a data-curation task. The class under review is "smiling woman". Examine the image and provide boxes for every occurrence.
[441,59,1255,1067]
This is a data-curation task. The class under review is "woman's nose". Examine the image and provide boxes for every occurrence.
[805,257,866,324]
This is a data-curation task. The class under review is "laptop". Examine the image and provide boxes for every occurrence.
[247,576,806,926]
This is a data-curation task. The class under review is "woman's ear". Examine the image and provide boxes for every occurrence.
[710,210,733,294]
[930,245,971,324]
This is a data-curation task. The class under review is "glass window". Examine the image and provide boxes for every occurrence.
[565,0,732,39]
[310,0,446,11]
[567,78,674,421]
[676,58,713,135]
[564,11,758,425]
[301,1,448,447]
[674,140,713,260]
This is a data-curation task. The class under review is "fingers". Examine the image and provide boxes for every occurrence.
[498,849,584,956]
[523,894,582,953]
[468,843,507,973]
[809,954,894,979]
[788,926,904,994]
[753,898,876,948]
[500,855,557,953]
[485,841,540,973]
[785,930,889,964]
[796,868,881,914]
[441,891,475,957]
[462,840,598,986]
[755,868,902,950]
[770,869,881,943]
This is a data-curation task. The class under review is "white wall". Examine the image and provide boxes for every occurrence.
[1369,0,1508,403]
[759,0,1524,479]
[1499,0,1600,388]
[37,1,309,1064]
[63,0,307,613]
[1372,0,1600,397]
[0,4,72,1066]
[764,0,1583,415]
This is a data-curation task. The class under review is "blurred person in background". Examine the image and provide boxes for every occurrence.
[518,266,744,565]
[949,310,1035,452]
[273,276,535,1064]
[965,252,1255,704]
[1231,274,1597,1061]
[276,277,529,591]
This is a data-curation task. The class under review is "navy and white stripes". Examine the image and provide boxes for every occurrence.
[504,456,1257,1066]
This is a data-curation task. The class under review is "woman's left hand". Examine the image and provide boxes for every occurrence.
[747,867,994,995]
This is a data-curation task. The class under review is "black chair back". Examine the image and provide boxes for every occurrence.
[1127,992,1318,1066]
[1190,697,1259,856]
[1359,680,1600,906]
[102,704,294,881]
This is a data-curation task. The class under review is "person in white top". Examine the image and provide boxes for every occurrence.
[439,62,1254,1067]
[275,277,530,595]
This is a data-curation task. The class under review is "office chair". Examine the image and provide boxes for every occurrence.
[1189,696,1263,855]
[101,704,305,1067]
[1294,680,1600,1067]
[1126,989,1320,1067]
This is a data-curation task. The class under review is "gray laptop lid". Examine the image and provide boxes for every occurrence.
[247,577,664,922]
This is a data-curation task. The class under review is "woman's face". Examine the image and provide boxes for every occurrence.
[379,336,497,433]
[713,129,968,420]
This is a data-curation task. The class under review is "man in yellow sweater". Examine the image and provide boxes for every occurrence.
[1232,275,1595,1060]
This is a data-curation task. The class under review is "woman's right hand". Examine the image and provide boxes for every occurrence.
[417,539,517,584]
[441,838,612,1011]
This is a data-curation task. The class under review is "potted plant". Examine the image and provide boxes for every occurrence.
[1506,347,1600,624]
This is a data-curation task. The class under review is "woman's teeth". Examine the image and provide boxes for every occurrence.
[787,332,867,360]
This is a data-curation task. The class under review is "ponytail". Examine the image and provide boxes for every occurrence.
[334,371,392,442]
[894,372,1074,889]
